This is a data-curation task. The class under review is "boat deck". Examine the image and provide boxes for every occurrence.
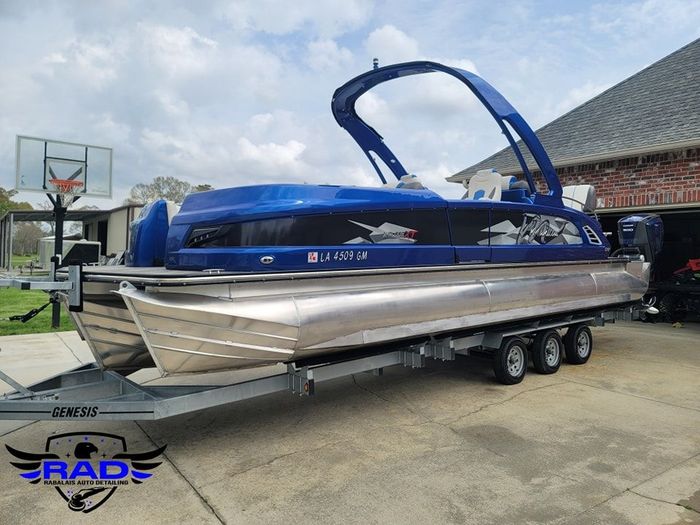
[61,258,638,286]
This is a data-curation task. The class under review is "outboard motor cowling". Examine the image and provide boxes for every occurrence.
[617,214,663,263]
[127,200,179,267]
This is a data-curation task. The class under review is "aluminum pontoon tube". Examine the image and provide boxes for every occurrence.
[115,259,649,376]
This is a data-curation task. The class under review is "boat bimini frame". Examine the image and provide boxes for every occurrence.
[332,61,562,206]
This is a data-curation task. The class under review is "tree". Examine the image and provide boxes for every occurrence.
[13,222,44,255]
[125,177,215,204]
[67,204,101,235]
[127,176,193,204]
[37,201,55,235]
[0,187,32,217]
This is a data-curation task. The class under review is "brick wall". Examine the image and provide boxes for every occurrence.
[527,147,700,209]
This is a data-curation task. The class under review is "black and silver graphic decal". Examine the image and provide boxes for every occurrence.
[344,221,418,244]
[187,209,449,247]
[481,212,582,246]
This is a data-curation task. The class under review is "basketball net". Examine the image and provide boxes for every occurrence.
[48,179,84,208]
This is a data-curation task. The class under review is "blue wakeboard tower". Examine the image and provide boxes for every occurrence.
[331,61,563,207]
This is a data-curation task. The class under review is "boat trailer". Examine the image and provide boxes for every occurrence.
[0,311,630,421]
[1,265,641,421]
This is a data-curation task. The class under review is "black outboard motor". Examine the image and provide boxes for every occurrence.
[617,214,664,263]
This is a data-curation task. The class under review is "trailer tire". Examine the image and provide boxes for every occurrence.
[564,325,592,365]
[493,336,527,385]
[532,330,563,374]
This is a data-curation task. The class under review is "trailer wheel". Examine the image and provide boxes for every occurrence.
[493,336,527,385]
[532,330,563,374]
[564,325,592,365]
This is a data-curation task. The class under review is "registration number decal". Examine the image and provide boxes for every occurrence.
[307,250,368,263]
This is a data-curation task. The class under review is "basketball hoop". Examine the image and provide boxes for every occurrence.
[48,178,84,207]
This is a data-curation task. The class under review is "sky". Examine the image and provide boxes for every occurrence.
[1,0,699,209]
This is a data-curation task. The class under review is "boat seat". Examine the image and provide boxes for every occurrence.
[502,188,533,204]
[499,176,533,204]
[562,184,596,212]
[466,169,502,201]
[395,174,425,190]
[463,170,533,203]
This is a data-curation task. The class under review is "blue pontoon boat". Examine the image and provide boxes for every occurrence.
[68,62,657,378]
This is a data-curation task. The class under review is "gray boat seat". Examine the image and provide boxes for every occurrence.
[465,169,503,200]
[562,184,596,212]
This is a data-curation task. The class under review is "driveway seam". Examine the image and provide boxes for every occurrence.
[561,377,700,414]
[628,450,700,491]
[195,439,352,491]
[135,422,226,524]
[560,451,700,523]
[55,332,84,364]
[0,420,36,438]
[627,489,700,515]
[559,489,622,524]
[445,381,569,425]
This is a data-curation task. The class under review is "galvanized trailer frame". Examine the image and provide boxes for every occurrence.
[0,309,623,421]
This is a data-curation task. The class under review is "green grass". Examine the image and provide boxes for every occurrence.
[11,253,37,267]
[9,253,50,276]
[0,288,75,336]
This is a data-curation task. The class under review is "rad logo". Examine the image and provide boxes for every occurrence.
[6,432,165,513]
[307,251,318,263]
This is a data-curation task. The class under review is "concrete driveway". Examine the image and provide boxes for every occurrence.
[0,322,698,524]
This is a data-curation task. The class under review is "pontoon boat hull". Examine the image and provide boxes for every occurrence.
[69,259,649,376]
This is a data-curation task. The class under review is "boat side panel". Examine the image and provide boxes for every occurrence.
[166,197,608,272]
[171,245,457,272]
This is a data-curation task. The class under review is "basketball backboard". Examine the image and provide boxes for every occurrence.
[15,135,112,198]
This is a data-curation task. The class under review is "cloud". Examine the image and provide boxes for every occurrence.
[590,0,700,38]
[39,37,128,89]
[153,91,190,117]
[246,113,275,134]
[89,113,132,145]
[237,137,307,175]
[139,24,218,77]
[355,92,391,126]
[306,39,353,71]
[365,25,420,63]
[361,25,479,117]
[219,0,373,38]
[42,52,67,65]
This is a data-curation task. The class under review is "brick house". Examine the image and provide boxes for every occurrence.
[448,38,700,279]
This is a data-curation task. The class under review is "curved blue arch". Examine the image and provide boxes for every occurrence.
[331,61,563,207]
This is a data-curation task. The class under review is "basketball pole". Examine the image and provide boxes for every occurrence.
[48,191,80,328]
[48,193,65,328]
